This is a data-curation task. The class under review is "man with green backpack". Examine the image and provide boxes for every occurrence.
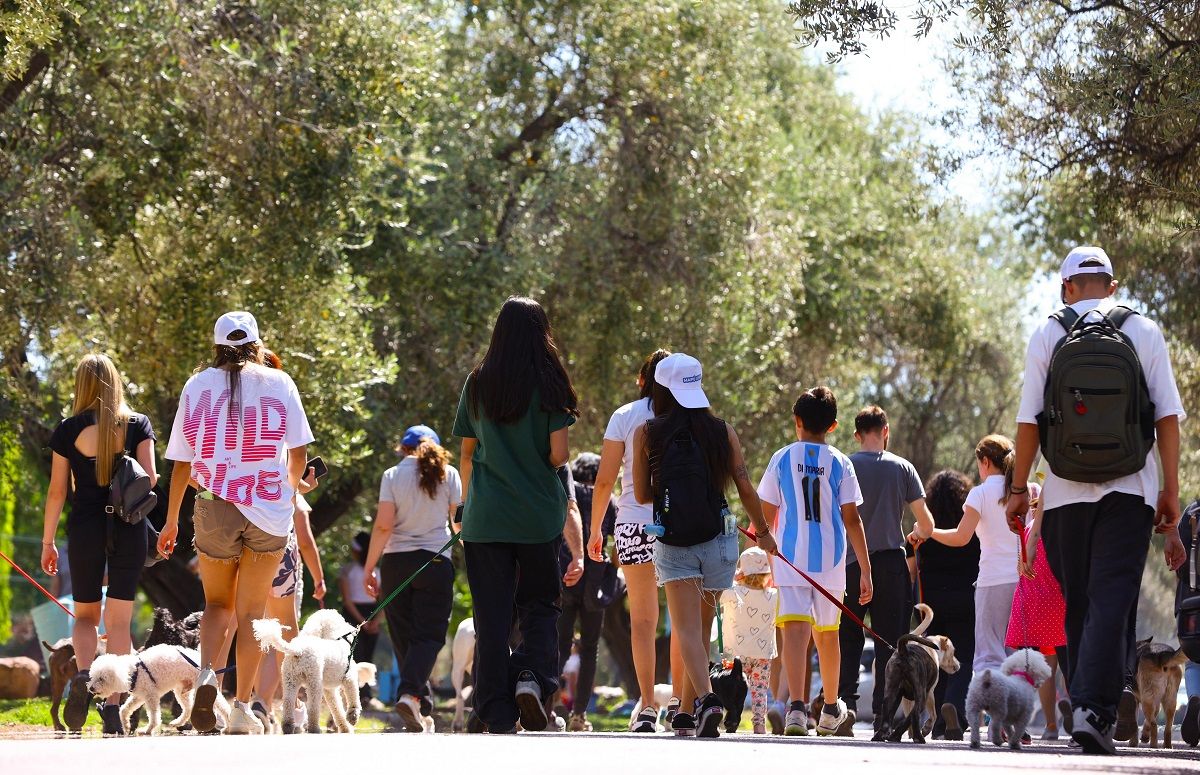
[1006,246,1185,755]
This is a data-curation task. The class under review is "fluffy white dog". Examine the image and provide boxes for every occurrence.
[87,645,227,735]
[300,608,353,640]
[966,649,1053,750]
[252,616,366,734]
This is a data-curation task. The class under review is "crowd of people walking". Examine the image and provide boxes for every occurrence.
[35,246,1200,754]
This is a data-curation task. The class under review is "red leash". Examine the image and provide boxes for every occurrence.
[739,527,895,651]
[0,547,76,618]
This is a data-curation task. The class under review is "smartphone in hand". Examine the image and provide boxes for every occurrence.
[307,456,330,479]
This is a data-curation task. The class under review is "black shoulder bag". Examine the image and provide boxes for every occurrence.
[108,454,162,568]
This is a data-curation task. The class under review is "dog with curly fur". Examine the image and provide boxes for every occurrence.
[966,648,1052,750]
[143,607,202,650]
[87,645,228,735]
[252,616,366,734]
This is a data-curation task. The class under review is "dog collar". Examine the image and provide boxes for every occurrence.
[1012,670,1036,687]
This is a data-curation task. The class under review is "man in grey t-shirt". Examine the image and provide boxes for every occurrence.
[837,406,934,732]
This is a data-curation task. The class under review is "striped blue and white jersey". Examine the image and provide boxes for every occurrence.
[756,442,862,588]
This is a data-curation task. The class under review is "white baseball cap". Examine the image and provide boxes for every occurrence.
[213,311,261,346]
[654,352,710,409]
[738,547,771,576]
[1060,246,1114,281]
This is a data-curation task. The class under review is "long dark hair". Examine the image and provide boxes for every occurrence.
[469,296,578,424]
[925,469,972,530]
[646,381,734,490]
[638,349,672,400]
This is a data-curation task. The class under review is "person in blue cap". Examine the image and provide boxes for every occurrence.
[362,424,463,731]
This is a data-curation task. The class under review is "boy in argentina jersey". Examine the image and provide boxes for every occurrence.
[757,387,872,737]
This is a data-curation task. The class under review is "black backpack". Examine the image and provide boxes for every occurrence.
[1037,305,1156,484]
[109,454,158,525]
[651,425,726,547]
[107,453,163,567]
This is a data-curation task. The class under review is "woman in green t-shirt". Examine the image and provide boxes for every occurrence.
[453,296,581,734]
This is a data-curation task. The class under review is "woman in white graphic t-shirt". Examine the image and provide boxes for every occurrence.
[160,311,315,735]
[919,435,1027,673]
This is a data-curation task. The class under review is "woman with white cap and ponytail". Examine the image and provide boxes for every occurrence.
[631,352,775,738]
[362,424,461,732]
[160,311,315,734]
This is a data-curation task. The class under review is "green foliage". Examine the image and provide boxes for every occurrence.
[1,0,1032,617]
[0,428,16,641]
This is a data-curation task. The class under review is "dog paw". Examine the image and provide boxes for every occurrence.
[282,721,298,735]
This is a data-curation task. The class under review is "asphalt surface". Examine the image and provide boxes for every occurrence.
[3,729,1199,774]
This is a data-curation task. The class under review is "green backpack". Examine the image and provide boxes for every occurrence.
[1038,305,1157,483]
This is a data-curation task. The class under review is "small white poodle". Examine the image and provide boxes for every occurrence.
[252,616,370,734]
[87,645,228,735]
[966,649,1053,750]
[300,608,354,639]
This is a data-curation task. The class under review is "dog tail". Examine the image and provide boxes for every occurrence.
[251,618,293,654]
[898,634,939,652]
[979,669,993,689]
[911,603,934,636]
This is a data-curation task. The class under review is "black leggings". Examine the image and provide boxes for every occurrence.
[557,581,604,715]
[921,584,975,735]
[67,510,147,603]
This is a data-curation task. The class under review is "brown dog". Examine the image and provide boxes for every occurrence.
[1130,638,1188,749]
[42,639,77,732]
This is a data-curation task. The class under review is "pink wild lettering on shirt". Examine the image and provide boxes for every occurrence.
[240,398,288,463]
[255,470,283,502]
[225,474,256,505]
[182,388,231,458]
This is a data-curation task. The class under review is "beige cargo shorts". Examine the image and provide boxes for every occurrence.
[193,496,287,560]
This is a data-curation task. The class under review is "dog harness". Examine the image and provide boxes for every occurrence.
[130,659,157,692]
[1011,670,1036,687]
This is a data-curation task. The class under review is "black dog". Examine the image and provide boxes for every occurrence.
[710,658,749,733]
[143,607,202,650]
[872,634,941,744]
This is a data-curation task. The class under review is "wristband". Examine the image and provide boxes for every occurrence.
[1009,485,1028,494]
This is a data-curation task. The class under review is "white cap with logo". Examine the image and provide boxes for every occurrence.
[1060,246,1114,281]
[213,311,261,346]
[654,352,710,409]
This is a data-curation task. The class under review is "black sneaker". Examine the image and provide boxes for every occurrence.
[514,671,548,732]
[1182,696,1200,747]
[673,711,697,737]
[1059,699,1074,735]
[630,706,658,733]
[1112,688,1136,742]
[99,703,124,736]
[63,671,91,732]
[695,693,724,739]
[666,697,680,727]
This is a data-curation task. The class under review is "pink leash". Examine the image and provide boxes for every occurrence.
[0,547,75,618]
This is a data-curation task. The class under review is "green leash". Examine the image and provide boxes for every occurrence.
[346,531,462,668]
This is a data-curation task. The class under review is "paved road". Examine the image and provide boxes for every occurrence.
[4,730,1199,774]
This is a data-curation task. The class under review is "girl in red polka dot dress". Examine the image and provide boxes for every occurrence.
[1005,487,1068,740]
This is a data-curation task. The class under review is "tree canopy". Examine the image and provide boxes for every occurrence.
[0,0,1043,619]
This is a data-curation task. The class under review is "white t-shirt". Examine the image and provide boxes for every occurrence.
[964,475,1026,588]
[720,585,778,660]
[378,457,462,556]
[603,398,655,525]
[342,563,375,605]
[1016,297,1186,512]
[166,365,314,537]
[757,441,863,589]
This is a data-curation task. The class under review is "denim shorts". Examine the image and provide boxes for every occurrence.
[653,531,738,590]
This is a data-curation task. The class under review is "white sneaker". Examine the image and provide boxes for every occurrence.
[1071,707,1116,755]
[190,668,221,733]
[785,704,809,736]
[816,698,849,736]
[226,703,265,735]
[395,694,424,733]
